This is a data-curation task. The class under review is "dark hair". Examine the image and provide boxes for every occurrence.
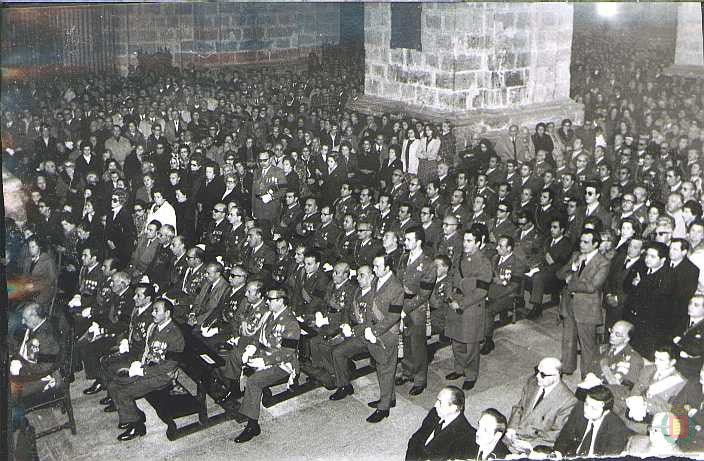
[497,234,515,249]
[156,298,175,316]
[581,229,602,247]
[620,217,642,236]
[586,385,615,411]
[684,200,703,218]
[444,385,465,413]
[646,241,669,259]
[404,225,426,244]
[654,342,676,360]
[466,224,488,246]
[671,238,690,252]
[481,408,508,434]
[304,250,322,264]
[135,282,155,300]
[434,254,452,270]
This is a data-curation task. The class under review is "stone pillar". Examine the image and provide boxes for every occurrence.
[350,3,583,148]
[664,2,704,79]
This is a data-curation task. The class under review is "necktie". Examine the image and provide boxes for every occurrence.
[690,320,696,328]
[533,388,545,411]
[426,419,444,445]
[182,267,192,292]
[576,422,594,456]
[578,260,586,276]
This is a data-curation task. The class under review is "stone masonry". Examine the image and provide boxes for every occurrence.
[351,3,583,147]
[112,3,340,73]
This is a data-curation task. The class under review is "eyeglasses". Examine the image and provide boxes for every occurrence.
[134,208,144,213]
[258,158,269,162]
[518,221,529,226]
[656,231,672,236]
[442,222,457,226]
[321,212,332,216]
[534,367,558,378]
[213,208,226,213]
[229,273,245,278]
[392,173,401,177]
[111,198,119,202]
[267,296,282,301]
[497,208,508,213]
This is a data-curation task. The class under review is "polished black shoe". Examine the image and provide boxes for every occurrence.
[394,376,411,386]
[329,385,354,401]
[409,385,425,396]
[445,372,464,380]
[83,381,104,395]
[480,338,495,355]
[368,399,396,409]
[366,409,390,423]
[462,380,476,391]
[117,423,146,441]
[234,423,261,443]
[99,396,113,406]
[526,305,543,320]
[118,411,146,429]
[104,402,117,413]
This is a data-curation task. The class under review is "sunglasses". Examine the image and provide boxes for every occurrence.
[534,366,558,378]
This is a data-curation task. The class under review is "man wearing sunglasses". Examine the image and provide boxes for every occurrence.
[505,357,577,454]
[251,151,287,227]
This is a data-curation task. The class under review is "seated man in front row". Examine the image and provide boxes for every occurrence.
[505,356,577,454]
[216,289,301,444]
[103,299,184,441]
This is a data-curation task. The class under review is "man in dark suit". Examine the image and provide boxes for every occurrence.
[669,238,700,334]
[472,408,510,460]
[604,237,645,329]
[673,295,704,379]
[105,189,137,269]
[22,237,57,307]
[525,216,572,319]
[406,386,478,461]
[623,242,675,360]
[251,151,287,227]
[190,262,230,328]
[554,385,632,457]
[557,229,610,377]
[105,299,184,441]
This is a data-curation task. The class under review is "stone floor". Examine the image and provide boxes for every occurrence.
[29,308,586,461]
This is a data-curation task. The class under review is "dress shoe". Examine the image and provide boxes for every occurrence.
[118,411,146,429]
[83,381,104,395]
[366,409,390,423]
[329,385,354,401]
[117,423,146,441]
[445,372,464,380]
[104,402,117,413]
[462,380,476,391]
[99,396,113,406]
[368,399,396,409]
[480,338,495,355]
[394,376,411,386]
[526,305,543,320]
[234,423,261,443]
[409,385,425,396]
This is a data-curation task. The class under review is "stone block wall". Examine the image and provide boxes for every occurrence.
[112,2,340,72]
[364,2,574,113]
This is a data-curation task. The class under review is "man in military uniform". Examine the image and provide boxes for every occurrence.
[251,151,287,227]
[271,238,294,288]
[200,266,248,350]
[309,262,357,389]
[382,230,403,272]
[167,236,189,292]
[354,222,381,270]
[107,299,185,441]
[311,206,340,265]
[203,203,232,260]
[297,251,331,319]
[145,224,175,291]
[400,177,427,219]
[395,227,437,396]
[224,289,301,443]
[173,246,208,318]
[100,283,156,409]
[79,272,134,395]
[224,206,247,266]
[68,246,104,336]
[333,183,357,226]
[242,227,275,283]
[336,214,357,265]
[277,190,303,239]
[429,255,452,337]
[445,228,492,391]
[356,188,379,228]
[482,236,527,355]
[295,197,321,245]
[375,194,395,240]
[329,257,403,423]
[436,215,463,269]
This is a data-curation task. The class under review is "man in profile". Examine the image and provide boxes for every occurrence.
[405,385,478,461]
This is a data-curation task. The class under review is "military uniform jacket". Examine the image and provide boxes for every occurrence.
[140,320,185,379]
[204,218,232,249]
[126,304,155,353]
[376,211,395,239]
[445,204,471,227]
[243,243,276,278]
[436,231,463,268]
[253,307,301,374]
[370,275,404,345]
[181,263,208,297]
[299,269,331,316]
[272,254,294,285]
[193,276,230,325]
[427,196,448,220]
[95,288,135,338]
[349,286,376,336]
[78,263,103,305]
[429,275,451,312]
[216,285,246,333]
[336,230,357,265]
[354,238,382,269]
[398,251,437,327]
[490,217,516,244]
[170,253,189,292]
[146,244,174,291]
[251,165,287,222]
[630,365,687,415]
[319,278,357,336]
[224,224,247,265]
[14,319,61,382]
[446,250,492,343]
[279,204,304,238]
[488,253,527,301]
[333,196,357,225]
[312,222,340,264]
[233,298,269,339]
[297,212,321,241]
[356,203,379,228]
[587,343,644,391]
[675,319,704,358]
[514,225,544,269]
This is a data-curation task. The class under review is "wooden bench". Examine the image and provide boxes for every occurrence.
[144,324,245,441]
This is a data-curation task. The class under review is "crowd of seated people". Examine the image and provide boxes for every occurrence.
[4,28,704,458]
